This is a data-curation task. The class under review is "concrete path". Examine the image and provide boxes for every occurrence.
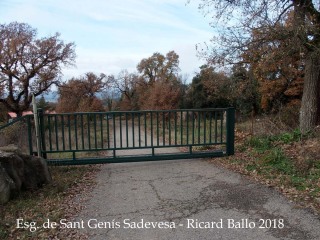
[76,122,320,240]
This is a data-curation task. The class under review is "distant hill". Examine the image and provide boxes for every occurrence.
[42,91,58,102]
[41,90,121,103]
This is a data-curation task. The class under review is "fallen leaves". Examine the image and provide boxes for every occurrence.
[0,164,101,239]
[208,128,320,216]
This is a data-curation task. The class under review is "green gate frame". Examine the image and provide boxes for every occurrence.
[0,108,235,165]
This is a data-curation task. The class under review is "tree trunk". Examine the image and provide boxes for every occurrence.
[299,53,320,133]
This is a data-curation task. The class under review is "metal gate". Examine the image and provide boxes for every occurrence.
[0,108,235,165]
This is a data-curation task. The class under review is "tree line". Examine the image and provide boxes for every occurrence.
[194,0,320,132]
[50,49,298,125]
[1,0,319,135]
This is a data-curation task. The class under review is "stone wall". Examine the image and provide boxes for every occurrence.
[0,145,51,204]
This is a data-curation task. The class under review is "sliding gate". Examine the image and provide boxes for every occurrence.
[0,108,235,165]
[38,108,235,165]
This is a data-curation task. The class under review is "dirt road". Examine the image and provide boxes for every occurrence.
[76,122,320,239]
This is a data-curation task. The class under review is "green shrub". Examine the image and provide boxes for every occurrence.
[290,175,308,190]
[271,128,302,143]
[245,136,273,153]
[262,148,294,174]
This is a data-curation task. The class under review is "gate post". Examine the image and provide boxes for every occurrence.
[38,108,47,159]
[27,115,33,156]
[226,108,235,156]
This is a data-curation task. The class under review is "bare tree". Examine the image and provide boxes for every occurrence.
[110,70,140,110]
[0,22,76,116]
[196,0,320,132]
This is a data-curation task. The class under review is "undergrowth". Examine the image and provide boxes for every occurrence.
[0,165,98,239]
[231,128,320,212]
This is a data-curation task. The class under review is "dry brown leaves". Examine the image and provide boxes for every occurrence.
[208,129,320,216]
[1,165,101,240]
[53,165,102,240]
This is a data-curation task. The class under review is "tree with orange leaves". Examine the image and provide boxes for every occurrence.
[0,22,75,117]
[196,0,320,132]
[242,12,304,112]
[56,72,107,113]
[137,51,182,110]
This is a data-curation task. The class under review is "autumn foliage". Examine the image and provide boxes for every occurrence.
[113,51,183,111]
[0,22,75,116]
[56,73,106,113]
[138,78,182,110]
[243,13,304,111]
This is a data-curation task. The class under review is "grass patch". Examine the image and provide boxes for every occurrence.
[262,148,295,175]
[227,126,320,212]
[245,136,273,153]
[290,175,308,190]
[245,164,257,172]
[0,165,98,239]
[245,129,304,153]
[269,128,303,143]
[243,148,294,176]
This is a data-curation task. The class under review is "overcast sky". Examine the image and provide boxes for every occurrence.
[0,0,213,81]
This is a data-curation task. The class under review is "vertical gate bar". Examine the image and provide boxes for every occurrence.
[191,111,194,145]
[186,110,189,145]
[138,113,141,147]
[168,112,171,145]
[209,111,212,143]
[196,111,201,144]
[113,113,116,148]
[226,108,235,155]
[54,115,59,151]
[27,115,33,155]
[204,111,207,144]
[220,110,223,143]
[215,111,218,143]
[87,113,91,150]
[94,113,97,149]
[198,111,201,144]
[107,113,110,149]
[144,111,147,146]
[81,114,84,149]
[48,115,52,151]
[38,109,47,158]
[156,112,159,146]
[74,115,78,150]
[132,112,135,147]
[162,112,165,146]
[174,111,177,145]
[61,115,65,151]
[119,113,123,148]
[126,113,129,147]
[150,112,153,148]
[68,115,71,150]
[180,111,183,145]
[100,114,103,149]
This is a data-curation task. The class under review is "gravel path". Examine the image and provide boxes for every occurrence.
[75,121,320,240]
